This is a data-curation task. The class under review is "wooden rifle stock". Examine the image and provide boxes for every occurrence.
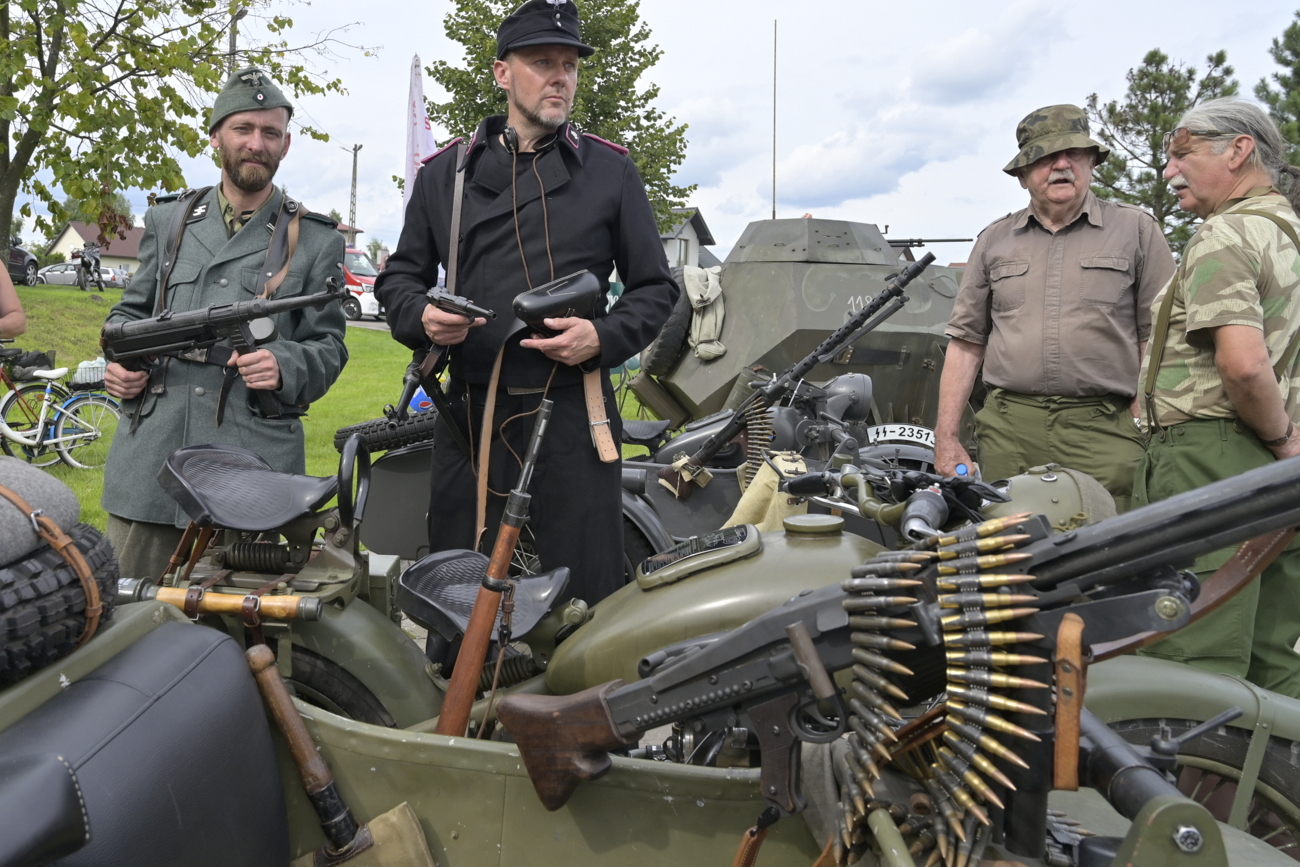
[435,400,553,737]
[496,681,636,811]
[656,253,936,498]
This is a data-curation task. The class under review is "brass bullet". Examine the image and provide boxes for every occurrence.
[947,667,1049,690]
[933,765,990,826]
[843,745,876,797]
[932,811,951,862]
[843,772,866,817]
[908,829,937,855]
[850,680,903,721]
[945,649,1049,667]
[938,592,1040,609]
[853,553,933,571]
[923,849,942,867]
[847,733,882,779]
[941,731,1016,789]
[848,615,919,632]
[937,551,1033,574]
[944,719,1031,769]
[941,607,1039,630]
[852,632,916,653]
[848,696,900,742]
[922,778,965,842]
[848,646,915,677]
[937,573,1037,591]
[898,815,932,836]
[847,562,924,578]
[926,513,1033,549]
[842,575,923,592]
[844,595,919,613]
[853,662,911,701]
[943,629,1045,647]
[937,747,1005,809]
[935,534,1031,559]
[947,702,1042,742]
[947,685,1049,716]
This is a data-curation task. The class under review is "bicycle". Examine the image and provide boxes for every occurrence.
[0,341,121,469]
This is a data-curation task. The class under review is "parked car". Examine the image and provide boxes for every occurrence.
[7,240,38,285]
[342,247,382,321]
[36,263,125,289]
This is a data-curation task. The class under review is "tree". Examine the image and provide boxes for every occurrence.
[365,236,385,263]
[1,0,356,251]
[1256,10,1300,165]
[62,192,135,231]
[426,0,694,229]
[1087,49,1238,254]
[328,208,345,223]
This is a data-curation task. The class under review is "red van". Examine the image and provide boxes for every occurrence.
[342,247,382,321]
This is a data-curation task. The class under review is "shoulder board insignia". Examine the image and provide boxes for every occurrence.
[187,201,209,224]
[583,133,628,155]
[566,125,581,149]
[423,136,464,164]
[302,212,338,228]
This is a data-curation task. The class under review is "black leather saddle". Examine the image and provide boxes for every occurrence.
[159,444,337,532]
[0,346,23,360]
[621,418,673,449]
[398,550,569,644]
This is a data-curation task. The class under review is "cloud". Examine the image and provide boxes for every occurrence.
[908,0,1063,106]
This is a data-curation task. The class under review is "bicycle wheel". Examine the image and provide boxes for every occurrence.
[0,382,64,466]
[53,393,121,469]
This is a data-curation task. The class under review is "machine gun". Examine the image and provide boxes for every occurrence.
[101,277,346,419]
[656,253,936,499]
[499,453,1300,816]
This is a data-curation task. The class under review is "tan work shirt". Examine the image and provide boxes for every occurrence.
[946,192,1175,398]
[216,186,255,238]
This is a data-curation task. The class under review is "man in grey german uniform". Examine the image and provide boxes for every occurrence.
[935,104,1175,512]
[101,67,348,581]
[1135,98,1300,697]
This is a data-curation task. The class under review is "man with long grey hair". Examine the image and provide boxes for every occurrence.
[1136,96,1300,697]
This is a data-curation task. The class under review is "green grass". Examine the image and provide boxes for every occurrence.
[8,284,660,531]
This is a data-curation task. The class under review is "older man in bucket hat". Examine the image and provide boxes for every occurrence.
[935,104,1176,511]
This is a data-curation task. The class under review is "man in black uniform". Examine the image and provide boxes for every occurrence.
[376,0,677,606]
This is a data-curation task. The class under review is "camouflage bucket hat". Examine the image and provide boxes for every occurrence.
[1003,104,1109,175]
[208,66,294,133]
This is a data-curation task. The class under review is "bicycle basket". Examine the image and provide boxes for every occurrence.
[9,350,56,381]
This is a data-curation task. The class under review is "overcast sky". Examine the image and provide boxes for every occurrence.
[32,0,1299,265]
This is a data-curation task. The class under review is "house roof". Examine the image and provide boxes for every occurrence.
[53,222,145,260]
[698,247,722,268]
[660,207,715,246]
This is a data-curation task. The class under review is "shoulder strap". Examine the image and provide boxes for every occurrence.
[257,196,303,300]
[1234,208,1300,379]
[445,141,469,296]
[0,484,101,647]
[155,186,214,315]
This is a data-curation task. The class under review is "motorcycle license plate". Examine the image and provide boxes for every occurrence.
[866,424,936,448]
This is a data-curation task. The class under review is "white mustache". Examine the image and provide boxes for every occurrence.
[1168,173,1189,191]
[1048,168,1076,183]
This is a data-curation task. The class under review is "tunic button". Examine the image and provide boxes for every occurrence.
[289,423,299,433]
[195,387,205,396]
[218,278,228,287]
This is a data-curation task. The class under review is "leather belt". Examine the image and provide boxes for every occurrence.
[583,369,619,463]
[1053,612,1086,791]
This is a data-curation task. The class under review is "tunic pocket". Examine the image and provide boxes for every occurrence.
[1079,253,1132,305]
[989,259,1029,312]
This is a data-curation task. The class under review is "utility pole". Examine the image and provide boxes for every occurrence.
[228,6,247,75]
[343,144,362,246]
[772,19,777,221]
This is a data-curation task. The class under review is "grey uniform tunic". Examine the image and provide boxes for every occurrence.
[101,185,348,527]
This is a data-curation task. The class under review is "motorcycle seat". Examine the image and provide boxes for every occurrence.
[159,444,338,532]
[622,418,673,448]
[0,346,22,359]
[398,550,570,643]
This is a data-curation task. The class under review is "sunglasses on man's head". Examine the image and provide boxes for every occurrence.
[1162,126,1231,152]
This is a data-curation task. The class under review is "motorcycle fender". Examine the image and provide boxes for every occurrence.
[292,601,441,729]
[1085,654,1300,742]
[622,489,673,553]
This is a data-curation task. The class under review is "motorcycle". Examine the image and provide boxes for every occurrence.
[4,453,1300,865]
[72,243,104,292]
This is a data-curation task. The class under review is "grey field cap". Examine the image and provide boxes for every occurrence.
[208,66,294,133]
[1003,104,1110,175]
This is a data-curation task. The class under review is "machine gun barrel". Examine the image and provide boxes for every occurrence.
[101,280,345,363]
[657,253,935,498]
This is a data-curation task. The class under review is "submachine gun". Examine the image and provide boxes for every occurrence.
[656,252,937,499]
[101,277,346,420]
[500,455,1300,847]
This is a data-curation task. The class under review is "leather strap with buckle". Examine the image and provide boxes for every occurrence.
[583,369,619,463]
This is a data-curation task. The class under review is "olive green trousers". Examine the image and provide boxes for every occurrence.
[974,388,1144,512]
[106,514,186,584]
[1133,418,1300,699]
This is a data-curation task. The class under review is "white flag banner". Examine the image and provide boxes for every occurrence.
[405,54,437,214]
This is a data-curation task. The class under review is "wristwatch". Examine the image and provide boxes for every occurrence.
[1262,421,1295,448]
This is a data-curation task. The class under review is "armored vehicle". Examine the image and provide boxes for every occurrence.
[631,217,965,432]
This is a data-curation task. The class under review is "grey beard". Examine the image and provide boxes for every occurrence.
[518,101,567,132]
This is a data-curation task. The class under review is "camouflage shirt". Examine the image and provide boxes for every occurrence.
[1141,188,1300,427]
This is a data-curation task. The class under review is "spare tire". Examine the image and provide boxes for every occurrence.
[334,411,441,454]
[640,265,693,377]
[0,523,118,683]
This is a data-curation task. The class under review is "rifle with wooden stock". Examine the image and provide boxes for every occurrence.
[655,252,937,499]
[499,454,1300,814]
